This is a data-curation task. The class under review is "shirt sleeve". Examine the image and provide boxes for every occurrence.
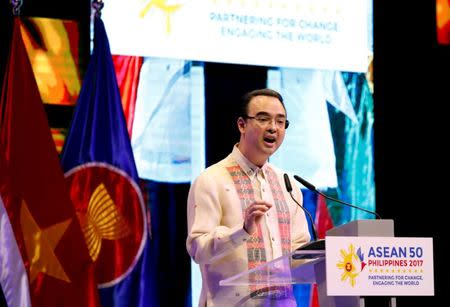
[186,171,250,264]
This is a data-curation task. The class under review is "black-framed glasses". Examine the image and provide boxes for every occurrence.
[244,114,289,129]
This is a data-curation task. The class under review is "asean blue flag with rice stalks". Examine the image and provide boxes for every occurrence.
[60,15,151,306]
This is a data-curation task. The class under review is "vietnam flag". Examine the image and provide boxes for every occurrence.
[60,15,149,306]
[0,18,100,307]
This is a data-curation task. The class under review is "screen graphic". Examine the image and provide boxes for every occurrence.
[20,17,81,105]
[103,0,371,72]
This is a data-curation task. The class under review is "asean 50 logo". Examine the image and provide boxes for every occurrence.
[336,244,367,287]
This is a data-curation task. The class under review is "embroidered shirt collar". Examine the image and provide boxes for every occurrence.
[231,144,267,179]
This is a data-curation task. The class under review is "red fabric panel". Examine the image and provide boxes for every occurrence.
[112,55,143,137]
[315,194,334,239]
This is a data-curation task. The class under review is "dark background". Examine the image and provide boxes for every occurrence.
[372,1,448,305]
[1,1,448,306]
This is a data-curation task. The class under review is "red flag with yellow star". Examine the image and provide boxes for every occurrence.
[0,18,100,307]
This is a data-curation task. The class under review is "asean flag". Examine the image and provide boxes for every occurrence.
[60,15,149,306]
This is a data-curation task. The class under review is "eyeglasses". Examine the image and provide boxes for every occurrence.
[244,114,289,129]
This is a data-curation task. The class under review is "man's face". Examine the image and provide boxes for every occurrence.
[238,95,287,166]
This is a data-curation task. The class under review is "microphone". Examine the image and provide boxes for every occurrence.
[293,174,382,219]
[283,174,318,242]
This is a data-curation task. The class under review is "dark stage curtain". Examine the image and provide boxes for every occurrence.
[143,180,192,307]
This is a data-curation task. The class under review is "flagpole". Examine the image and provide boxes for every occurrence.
[10,0,22,15]
[92,0,104,17]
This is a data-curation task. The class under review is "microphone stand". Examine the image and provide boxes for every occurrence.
[283,174,325,254]
[294,175,382,219]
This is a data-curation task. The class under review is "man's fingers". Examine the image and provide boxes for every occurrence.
[248,211,265,218]
[252,201,273,208]
[244,202,273,234]
[246,204,271,214]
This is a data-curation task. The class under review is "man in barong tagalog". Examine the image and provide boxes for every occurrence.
[186,88,311,306]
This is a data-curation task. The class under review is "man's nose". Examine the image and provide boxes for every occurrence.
[267,121,277,133]
[267,118,278,130]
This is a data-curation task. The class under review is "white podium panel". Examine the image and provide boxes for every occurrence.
[325,236,434,296]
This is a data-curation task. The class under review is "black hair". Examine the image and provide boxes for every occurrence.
[238,88,286,118]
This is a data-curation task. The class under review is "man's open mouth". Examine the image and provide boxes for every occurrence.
[263,136,276,143]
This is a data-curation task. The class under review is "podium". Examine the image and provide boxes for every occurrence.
[220,219,396,307]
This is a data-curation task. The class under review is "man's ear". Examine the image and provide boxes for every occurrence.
[237,117,246,132]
